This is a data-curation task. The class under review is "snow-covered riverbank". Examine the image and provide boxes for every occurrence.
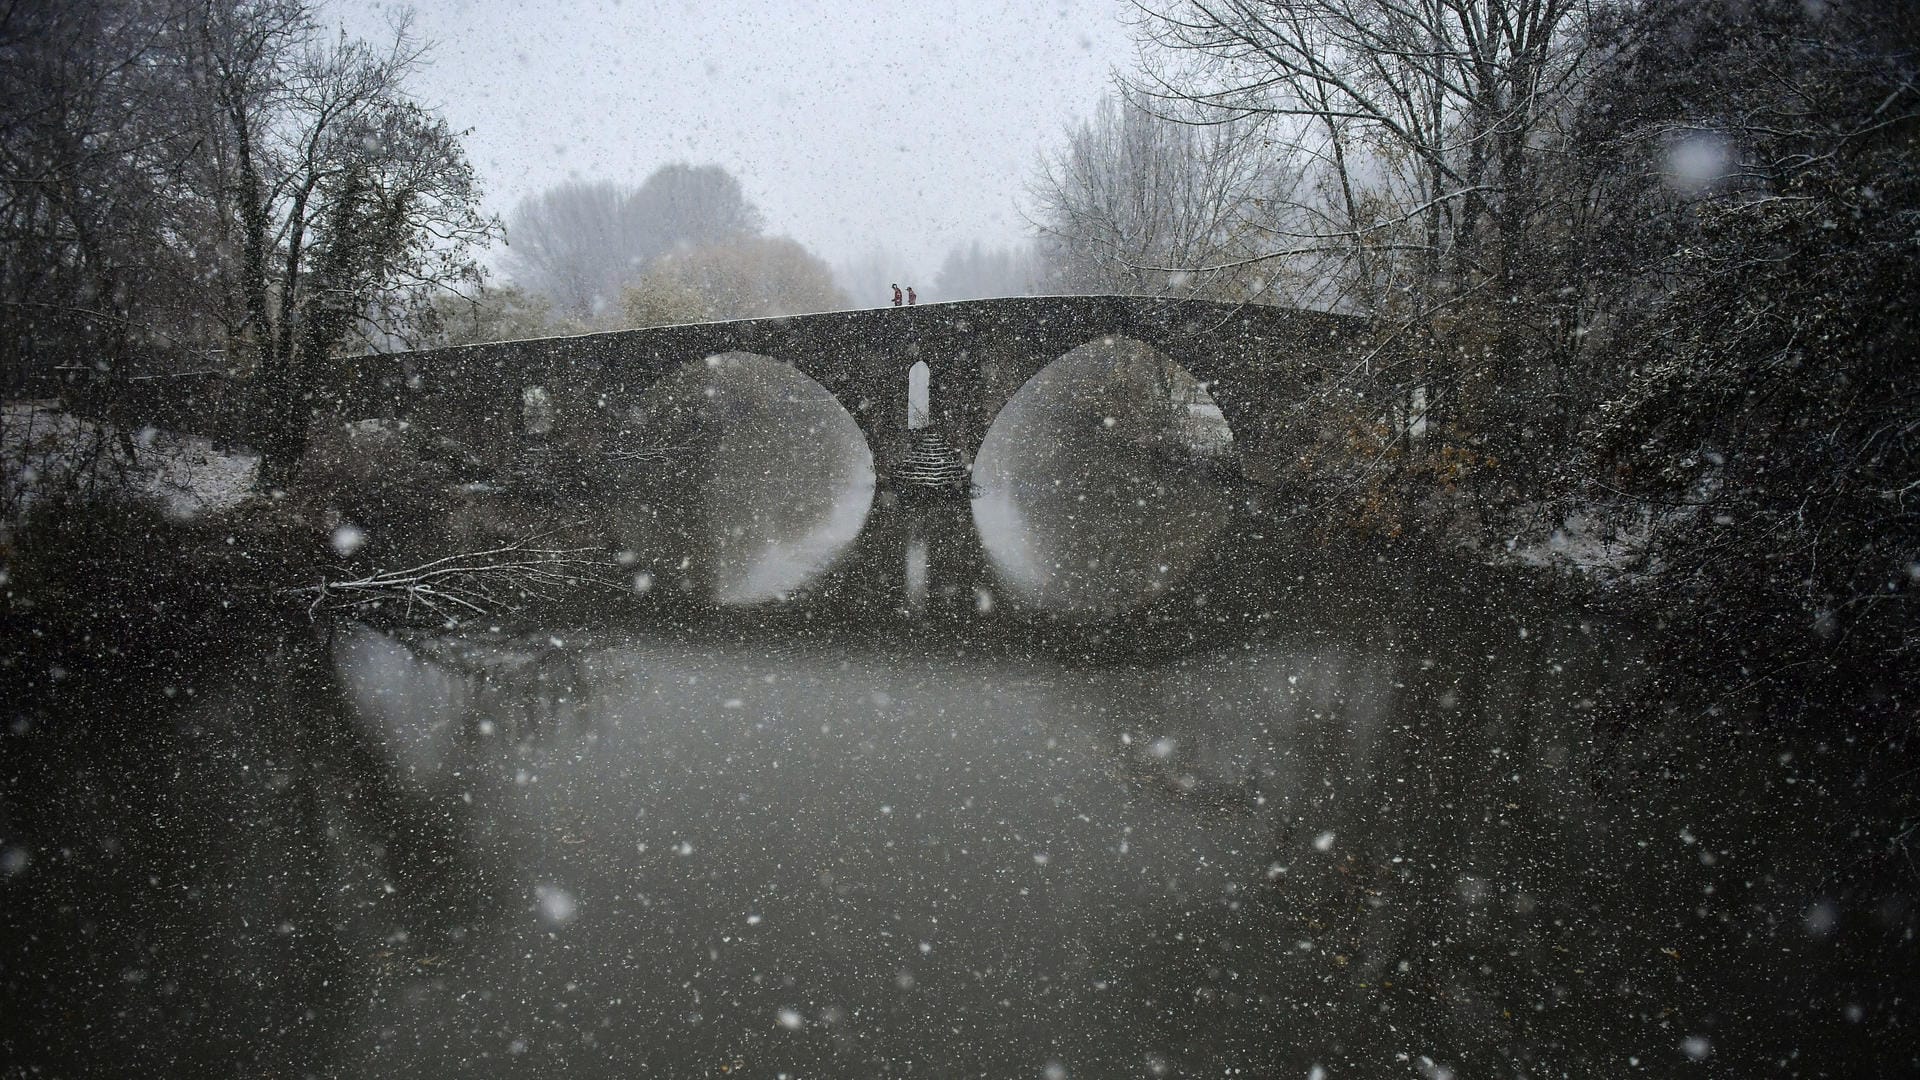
[1493,505,1663,581]
[1,401,258,528]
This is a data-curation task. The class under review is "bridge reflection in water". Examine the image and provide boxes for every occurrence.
[595,335,1247,621]
[6,411,1898,1076]
[969,336,1238,620]
[602,351,876,607]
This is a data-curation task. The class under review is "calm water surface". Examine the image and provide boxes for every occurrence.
[4,389,1912,1077]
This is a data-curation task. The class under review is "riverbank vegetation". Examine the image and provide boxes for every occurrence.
[1025,0,1919,750]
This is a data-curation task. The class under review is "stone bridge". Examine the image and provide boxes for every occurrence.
[335,295,1376,484]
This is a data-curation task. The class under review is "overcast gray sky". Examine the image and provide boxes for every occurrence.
[336,0,1135,295]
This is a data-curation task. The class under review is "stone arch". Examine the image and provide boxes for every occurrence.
[618,345,875,461]
[968,331,1244,620]
[607,349,877,606]
[968,333,1239,475]
[611,348,879,469]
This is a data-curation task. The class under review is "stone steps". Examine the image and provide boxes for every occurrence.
[894,430,968,493]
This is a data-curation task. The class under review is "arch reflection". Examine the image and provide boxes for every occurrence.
[971,337,1237,619]
[608,351,874,605]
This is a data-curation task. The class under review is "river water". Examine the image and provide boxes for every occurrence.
[3,381,1913,1077]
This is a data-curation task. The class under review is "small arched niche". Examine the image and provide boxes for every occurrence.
[521,385,556,437]
[907,360,931,431]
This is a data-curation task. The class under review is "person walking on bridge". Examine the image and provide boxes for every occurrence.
[907,286,917,306]
[891,283,903,307]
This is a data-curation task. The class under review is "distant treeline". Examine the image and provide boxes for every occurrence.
[452,167,849,340]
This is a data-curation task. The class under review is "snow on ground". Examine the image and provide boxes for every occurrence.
[2,401,258,525]
[1494,506,1664,580]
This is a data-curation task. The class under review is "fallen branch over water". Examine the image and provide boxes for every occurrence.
[605,444,690,465]
[277,532,621,623]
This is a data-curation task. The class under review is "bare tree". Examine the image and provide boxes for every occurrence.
[499,180,642,321]
[1029,95,1274,298]
[0,0,215,387]
[630,162,763,253]
[930,241,1046,301]
[196,4,499,479]
[1,1,498,484]
[1127,0,1609,458]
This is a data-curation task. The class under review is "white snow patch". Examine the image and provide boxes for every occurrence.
[3,402,257,525]
[1502,509,1653,575]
